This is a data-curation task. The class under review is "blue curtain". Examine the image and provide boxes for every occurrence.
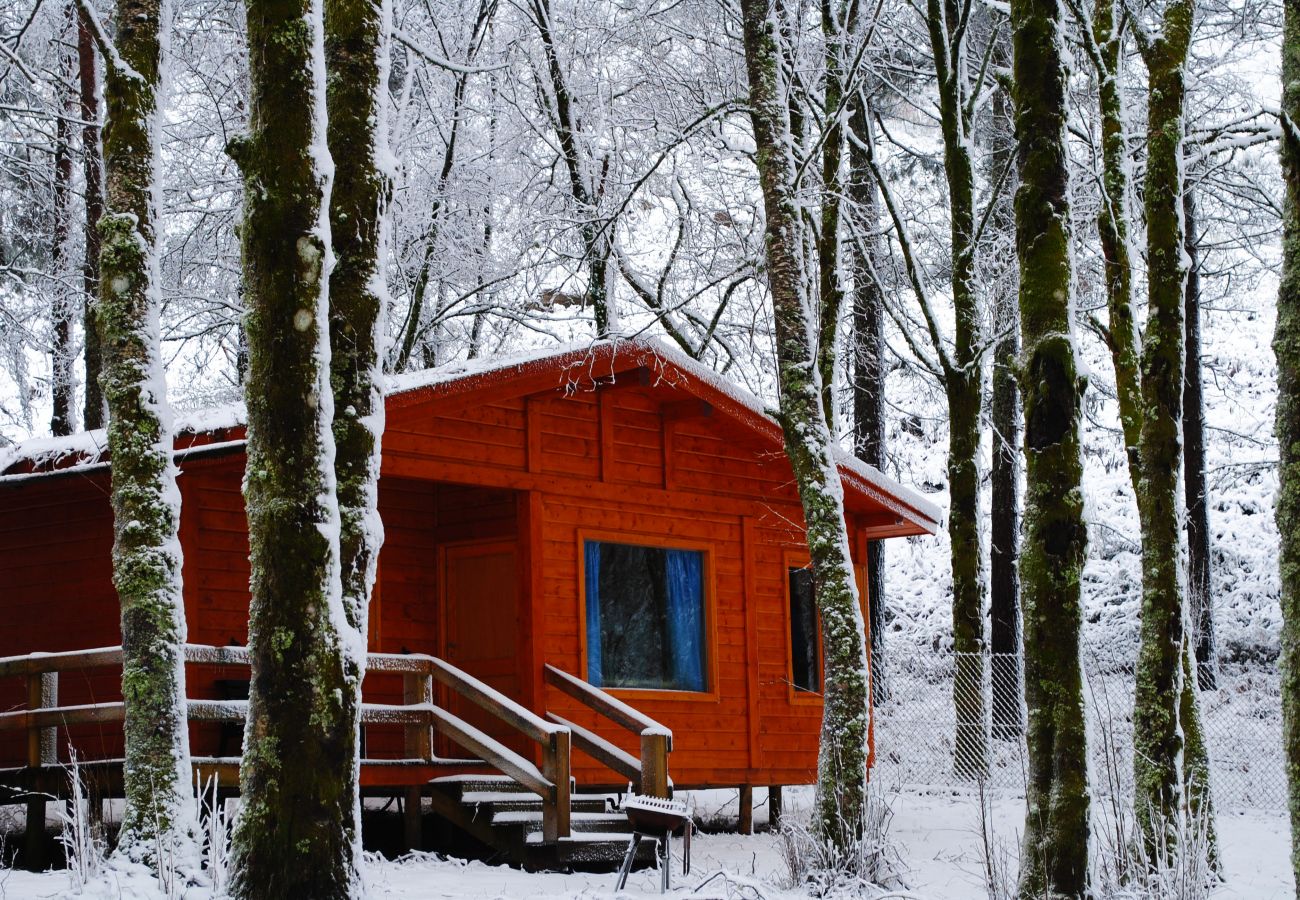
[585,541,603,685]
[666,550,705,691]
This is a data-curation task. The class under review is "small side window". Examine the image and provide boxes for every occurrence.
[788,566,821,693]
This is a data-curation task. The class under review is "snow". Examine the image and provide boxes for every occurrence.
[0,337,939,535]
[4,787,1292,898]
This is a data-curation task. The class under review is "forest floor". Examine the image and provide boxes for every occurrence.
[1,786,1292,899]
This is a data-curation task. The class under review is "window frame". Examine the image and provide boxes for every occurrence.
[577,529,719,701]
[781,549,871,706]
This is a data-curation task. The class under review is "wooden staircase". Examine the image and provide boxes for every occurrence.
[423,775,658,869]
[0,645,674,872]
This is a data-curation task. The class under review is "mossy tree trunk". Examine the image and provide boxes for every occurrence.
[849,94,888,703]
[1009,0,1091,889]
[94,0,201,872]
[1273,0,1300,887]
[227,0,356,893]
[1131,0,1214,853]
[79,9,105,431]
[815,0,855,430]
[1182,188,1216,690]
[987,31,1022,741]
[1087,0,1215,856]
[323,0,392,871]
[923,0,988,780]
[1092,0,1143,484]
[740,0,871,850]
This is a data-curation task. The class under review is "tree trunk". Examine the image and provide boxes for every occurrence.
[924,0,988,781]
[1182,187,1216,690]
[1275,0,1300,885]
[97,0,199,872]
[849,95,888,704]
[227,0,354,893]
[50,16,75,438]
[1009,0,1091,889]
[740,0,871,850]
[530,0,616,337]
[1132,1,1208,852]
[815,0,851,430]
[988,43,1022,742]
[1093,0,1143,487]
[79,10,105,431]
[322,0,392,875]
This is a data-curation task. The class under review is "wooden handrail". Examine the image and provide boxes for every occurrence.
[0,644,575,842]
[370,652,562,746]
[546,711,640,784]
[542,664,672,798]
[0,701,124,732]
[0,647,123,679]
[542,664,669,742]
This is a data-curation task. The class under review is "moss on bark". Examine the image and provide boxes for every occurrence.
[917,0,990,779]
[323,0,391,875]
[97,0,198,871]
[227,0,356,894]
[1274,0,1300,887]
[1130,0,1215,856]
[1010,0,1091,891]
[740,0,871,850]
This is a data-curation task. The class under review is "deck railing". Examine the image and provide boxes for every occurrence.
[542,664,672,797]
[0,644,573,845]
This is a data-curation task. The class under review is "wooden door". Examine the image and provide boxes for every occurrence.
[440,540,524,755]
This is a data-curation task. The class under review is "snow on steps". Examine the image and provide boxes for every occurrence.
[425,774,658,870]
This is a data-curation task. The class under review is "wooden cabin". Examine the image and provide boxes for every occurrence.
[0,339,938,856]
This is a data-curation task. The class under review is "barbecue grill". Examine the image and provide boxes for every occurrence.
[614,795,692,893]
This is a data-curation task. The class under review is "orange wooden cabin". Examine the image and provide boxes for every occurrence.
[0,339,938,800]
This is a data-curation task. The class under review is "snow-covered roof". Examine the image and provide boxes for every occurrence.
[0,337,941,533]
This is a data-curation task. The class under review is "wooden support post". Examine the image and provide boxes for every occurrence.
[541,729,571,843]
[768,785,783,830]
[24,672,56,870]
[640,731,671,798]
[401,671,433,852]
[738,785,753,835]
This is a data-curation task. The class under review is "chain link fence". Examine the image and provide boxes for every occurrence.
[869,646,1285,811]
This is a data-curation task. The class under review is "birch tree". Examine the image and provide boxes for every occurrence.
[1274,0,1300,885]
[79,0,201,872]
[1009,0,1091,888]
[739,0,871,850]
[226,0,356,892]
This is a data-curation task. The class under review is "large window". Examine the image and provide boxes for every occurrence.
[584,540,707,692]
[788,566,821,694]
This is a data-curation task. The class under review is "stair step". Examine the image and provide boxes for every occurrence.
[430,774,529,795]
[461,793,610,814]
[492,810,631,834]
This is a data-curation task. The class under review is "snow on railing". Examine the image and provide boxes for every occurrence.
[542,663,673,799]
[0,643,575,844]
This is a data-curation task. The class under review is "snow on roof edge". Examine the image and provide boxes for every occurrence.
[1,336,944,531]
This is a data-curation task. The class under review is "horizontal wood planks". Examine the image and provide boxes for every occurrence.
[1,372,892,789]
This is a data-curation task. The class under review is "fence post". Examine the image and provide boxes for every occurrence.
[24,670,57,870]
[640,730,670,798]
[541,729,571,843]
[401,670,433,852]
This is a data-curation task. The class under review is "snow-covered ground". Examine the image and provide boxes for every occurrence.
[2,787,1292,899]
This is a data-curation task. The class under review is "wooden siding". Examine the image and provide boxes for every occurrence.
[0,376,893,791]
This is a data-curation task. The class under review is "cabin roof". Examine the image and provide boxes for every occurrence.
[0,338,941,535]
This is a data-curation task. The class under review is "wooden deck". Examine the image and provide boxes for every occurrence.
[0,643,673,869]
